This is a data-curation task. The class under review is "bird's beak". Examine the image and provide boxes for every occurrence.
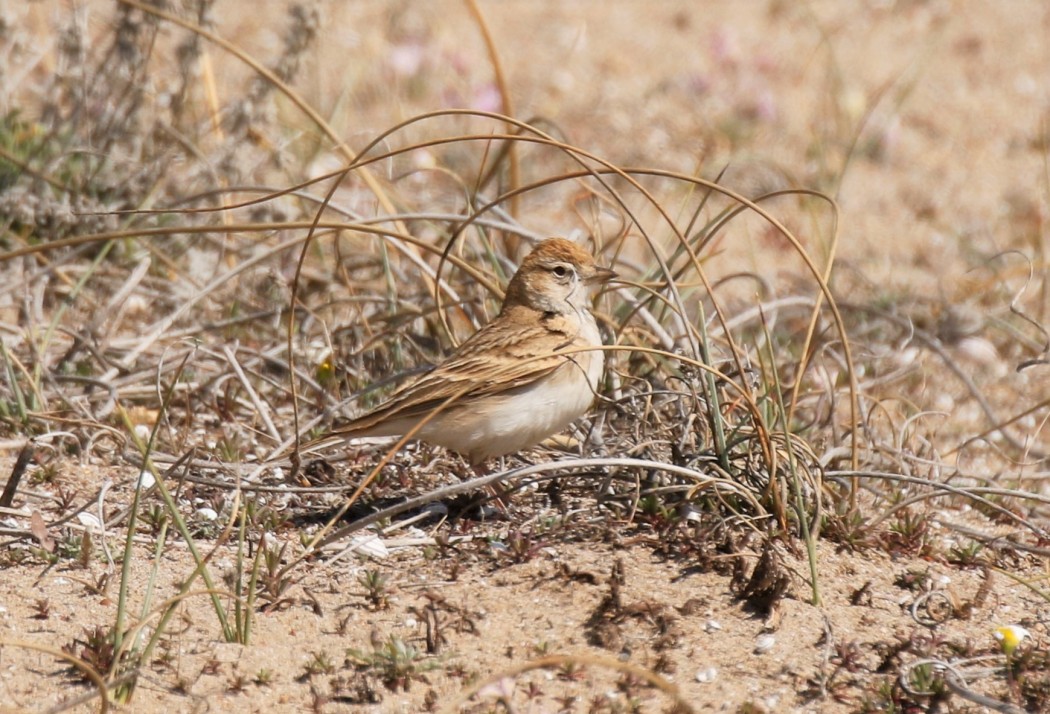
[587,266,617,285]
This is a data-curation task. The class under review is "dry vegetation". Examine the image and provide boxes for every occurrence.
[1,1,1049,712]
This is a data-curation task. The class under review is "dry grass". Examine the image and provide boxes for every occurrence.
[1,1,1048,712]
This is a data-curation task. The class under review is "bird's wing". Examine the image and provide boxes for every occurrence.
[334,313,579,433]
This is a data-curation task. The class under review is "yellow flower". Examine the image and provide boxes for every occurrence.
[315,356,336,386]
[994,625,1030,656]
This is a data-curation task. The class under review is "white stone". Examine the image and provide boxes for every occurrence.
[136,470,155,489]
[754,634,776,654]
[351,534,389,560]
[695,666,718,683]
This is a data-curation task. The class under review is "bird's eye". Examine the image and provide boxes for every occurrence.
[552,265,571,279]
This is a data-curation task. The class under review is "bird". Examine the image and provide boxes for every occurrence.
[298,237,616,466]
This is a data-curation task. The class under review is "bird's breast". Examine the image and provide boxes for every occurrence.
[418,320,604,462]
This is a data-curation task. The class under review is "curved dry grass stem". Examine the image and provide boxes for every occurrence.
[463,0,522,244]
[21,101,849,553]
[312,455,765,551]
[328,109,846,371]
[1,219,496,298]
[57,111,854,483]
[112,587,242,672]
[839,301,1047,460]
[829,469,1050,543]
[83,112,848,526]
[286,340,788,559]
[112,0,405,229]
[0,639,109,713]
[106,1,446,468]
[370,122,855,473]
[899,657,1026,714]
[993,566,1050,604]
[279,338,756,568]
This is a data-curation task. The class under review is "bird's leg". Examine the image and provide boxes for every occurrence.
[472,459,513,516]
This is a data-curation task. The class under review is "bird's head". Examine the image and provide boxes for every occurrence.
[502,238,616,315]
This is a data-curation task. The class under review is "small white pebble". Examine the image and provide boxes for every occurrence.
[898,346,921,365]
[125,294,149,315]
[695,666,718,683]
[412,150,437,170]
[937,575,951,588]
[476,676,515,699]
[196,507,219,521]
[956,337,1000,366]
[704,620,722,633]
[77,512,102,530]
[932,392,955,413]
[754,634,776,654]
[351,535,389,560]
[404,616,417,629]
[133,424,151,441]
[137,470,155,489]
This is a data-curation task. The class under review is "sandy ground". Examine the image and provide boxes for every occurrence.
[2,445,1047,713]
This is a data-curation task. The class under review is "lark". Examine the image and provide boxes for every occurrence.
[303,238,615,465]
